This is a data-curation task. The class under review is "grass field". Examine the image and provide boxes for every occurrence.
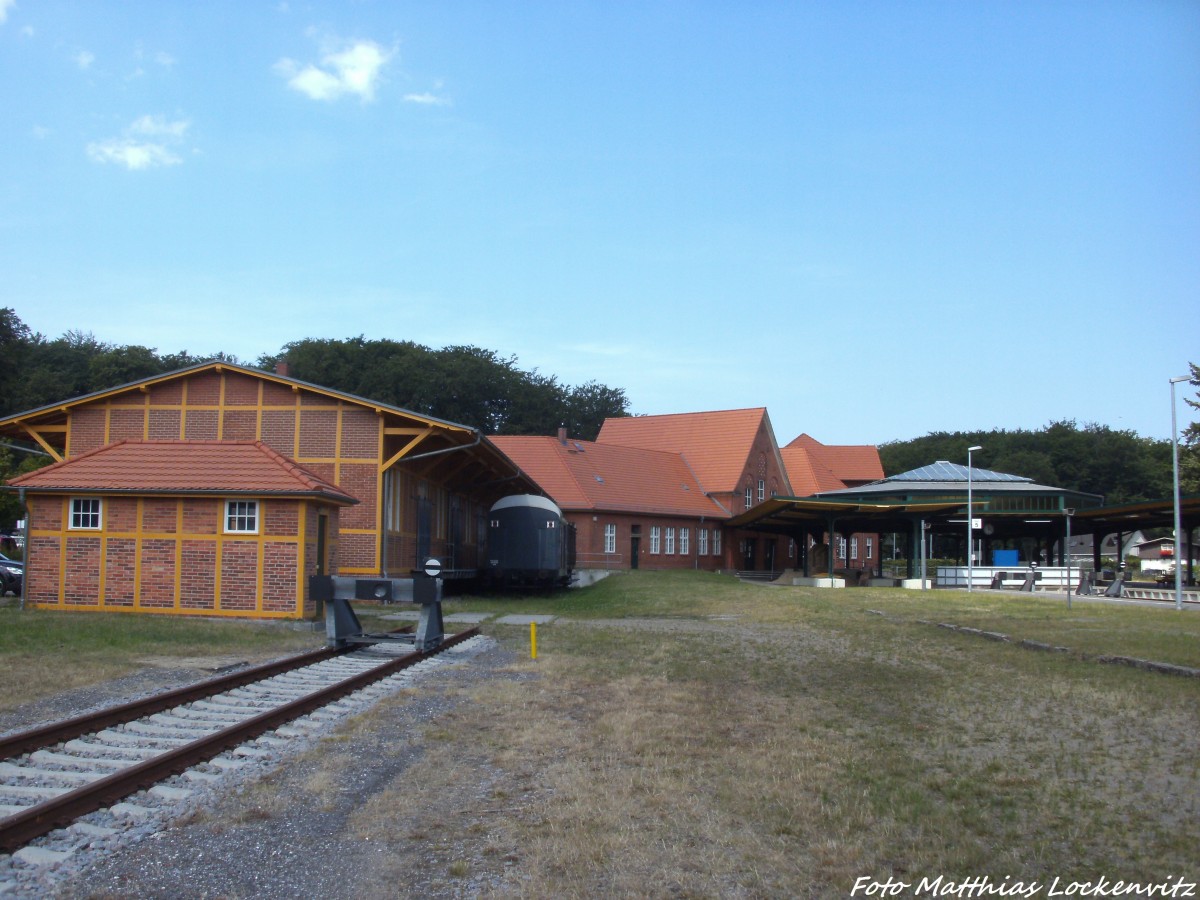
[413,572,1200,895]
[3,573,1198,896]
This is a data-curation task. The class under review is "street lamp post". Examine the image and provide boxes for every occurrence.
[967,445,982,592]
[1170,375,1189,612]
[1064,507,1075,609]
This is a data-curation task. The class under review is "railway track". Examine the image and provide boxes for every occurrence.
[0,627,480,858]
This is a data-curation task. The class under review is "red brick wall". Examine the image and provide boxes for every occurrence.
[105,538,137,606]
[222,409,257,440]
[570,512,730,572]
[69,407,107,455]
[22,493,325,618]
[219,541,258,611]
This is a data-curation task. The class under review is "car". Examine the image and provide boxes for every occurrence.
[0,552,22,597]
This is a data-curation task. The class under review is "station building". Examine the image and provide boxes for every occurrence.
[493,410,885,576]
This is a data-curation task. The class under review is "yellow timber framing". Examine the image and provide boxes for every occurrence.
[0,361,514,580]
[0,361,472,461]
[29,495,306,618]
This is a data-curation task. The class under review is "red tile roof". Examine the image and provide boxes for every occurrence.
[596,408,772,493]
[782,434,884,496]
[490,435,728,518]
[7,440,358,504]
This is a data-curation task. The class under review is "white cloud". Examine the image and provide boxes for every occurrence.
[130,114,189,139]
[403,92,450,106]
[87,139,181,170]
[86,115,191,170]
[0,0,15,25]
[276,39,394,102]
[76,50,95,69]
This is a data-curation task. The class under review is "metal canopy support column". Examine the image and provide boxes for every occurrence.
[826,514,838,579]
[907,518,919,579]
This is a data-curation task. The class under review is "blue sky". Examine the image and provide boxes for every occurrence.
[2,1,1197,447]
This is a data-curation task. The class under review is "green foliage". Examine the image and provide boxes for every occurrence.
[879,419,1176,503]
[261,336,628,438]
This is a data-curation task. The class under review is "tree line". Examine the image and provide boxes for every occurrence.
[877,415,1193,506]
[0,309,628,439]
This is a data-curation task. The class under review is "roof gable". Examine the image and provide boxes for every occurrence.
[7,440,358,503]
[596,408,772,493]
[783,434,885,492]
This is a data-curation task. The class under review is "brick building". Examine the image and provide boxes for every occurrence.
[8,440,355,617]
[495,408,802,573]
[0,362,539,617]
[781,434,885,572]
[490,431,729,571]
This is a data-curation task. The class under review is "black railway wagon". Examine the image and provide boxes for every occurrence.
[485,494,576,588]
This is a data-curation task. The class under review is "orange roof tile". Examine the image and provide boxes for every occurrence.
[491,435,728,518]
[7,440,358,503]
[596,408,771,493]
[783,434,884,496]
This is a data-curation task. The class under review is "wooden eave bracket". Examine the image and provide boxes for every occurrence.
[20,423,63,462]
[380,428,436,470]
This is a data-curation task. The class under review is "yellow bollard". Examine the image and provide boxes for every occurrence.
[530,621,538,659]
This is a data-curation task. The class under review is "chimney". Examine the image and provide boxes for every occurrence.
[276,362,290,377]
[558,426,568,445]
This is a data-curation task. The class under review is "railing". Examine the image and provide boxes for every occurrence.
[937,566,1079,590]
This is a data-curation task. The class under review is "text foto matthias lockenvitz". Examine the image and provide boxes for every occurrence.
[851,875,1198,898]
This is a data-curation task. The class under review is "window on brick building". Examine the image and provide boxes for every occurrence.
[757,479,765,501]
[70,498,102,530]
[225,500,259,534]
[851,537,859,560]
[650,526,661,554]
[680,527,689,555]
[744,485,753,509]
[699,528,709,556]
[866,537,874,559]
[665,527,675,555]
[713,529,721,556]
[838,537,847,560]
[604,524,616,554]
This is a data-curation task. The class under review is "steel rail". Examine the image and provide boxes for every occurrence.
[0,626,476,854]
[0,646,347,761]
[0,627,413,760]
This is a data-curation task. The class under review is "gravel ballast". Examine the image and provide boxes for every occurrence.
[0,636,513,899]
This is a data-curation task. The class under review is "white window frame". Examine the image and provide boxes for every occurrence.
[757,479,765,501]
[69,497,102,530]
[225,500,259,535]
[744,485,753,509]
[851,537,859,560]
[604,523,617,554]
[699,528,709,556]
[680,527,689,556]
[713,529,721,556]
[838,537,847,560]
[866,537,874,559]
[650,526,661,554]
[665,527,675,555]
